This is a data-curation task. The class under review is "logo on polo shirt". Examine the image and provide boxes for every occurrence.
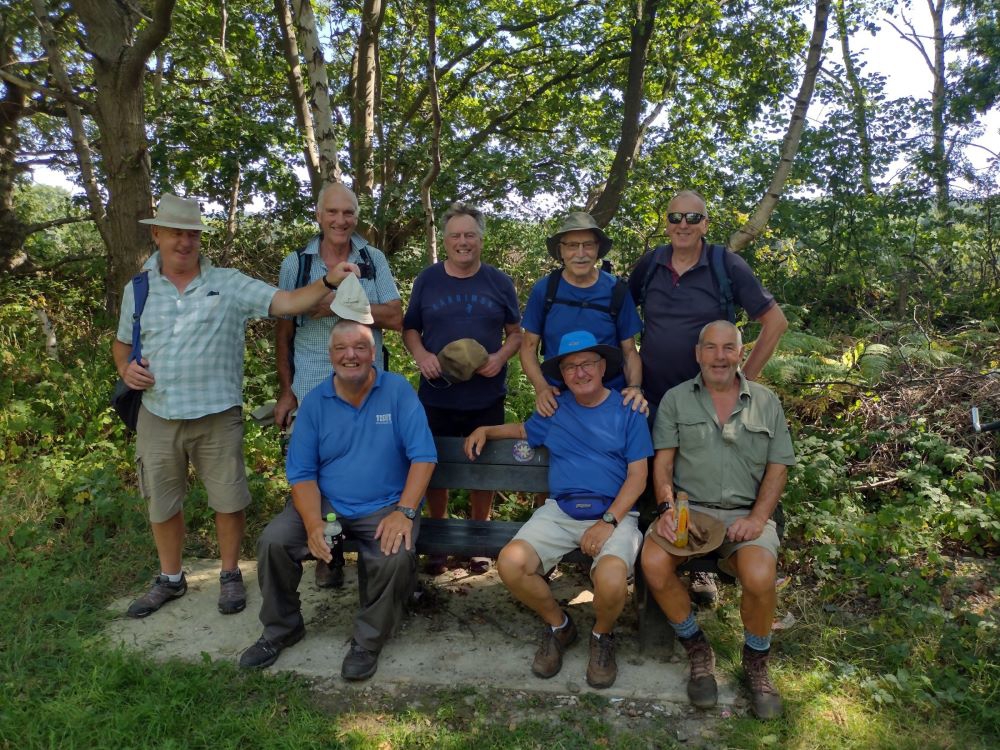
[376,413,392,424]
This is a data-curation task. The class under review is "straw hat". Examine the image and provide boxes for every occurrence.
[139,193,214,232]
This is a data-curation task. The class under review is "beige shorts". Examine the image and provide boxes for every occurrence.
[135,405,251,523]
[513,499,643,577]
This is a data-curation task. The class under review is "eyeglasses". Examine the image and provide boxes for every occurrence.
[559,358,602,375]
[560,240,598,252]
[667,212,706,225]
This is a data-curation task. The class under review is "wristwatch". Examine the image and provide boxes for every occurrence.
[601,511,618,527]
[321,273,337,290]
[395,505,417,520]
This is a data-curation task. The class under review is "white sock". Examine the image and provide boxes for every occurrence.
[550,613,569,632]
[162,571,183,583]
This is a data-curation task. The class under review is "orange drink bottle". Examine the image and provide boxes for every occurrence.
[674,491,690,548]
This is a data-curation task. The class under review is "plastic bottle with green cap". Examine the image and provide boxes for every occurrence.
[323,512,343,550]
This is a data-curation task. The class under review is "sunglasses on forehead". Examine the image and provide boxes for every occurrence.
[667,212,706,225]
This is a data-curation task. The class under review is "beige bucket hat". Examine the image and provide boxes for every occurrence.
[330,273,374,324]
[139,193,215,232]
[647,509,728,557]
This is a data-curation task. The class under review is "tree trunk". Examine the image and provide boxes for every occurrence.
[588,0,661,227]
[275,0,321,195]
[292,0,342,188]
[729,0,830,251]
[352,0,385,198]
[66,0,177,316]
[835,0,875,195]
[419,0,441,265]
[0,31,29,271]
[928,0,948,217]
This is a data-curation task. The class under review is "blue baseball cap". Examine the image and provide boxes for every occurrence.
[540,330,622,384]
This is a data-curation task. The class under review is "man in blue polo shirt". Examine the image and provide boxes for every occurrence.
[628,189,788,606]
[240,318,436,680]
[464,331,653,689]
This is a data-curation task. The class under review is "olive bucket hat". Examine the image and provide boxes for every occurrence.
[545,211,612,260]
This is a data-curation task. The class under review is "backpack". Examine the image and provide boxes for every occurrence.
[634,242,735,323]
[538,264,629,356]
[290,237,389,370]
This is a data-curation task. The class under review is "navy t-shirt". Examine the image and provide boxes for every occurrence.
[403,262,521,410]
[628,242,775,408]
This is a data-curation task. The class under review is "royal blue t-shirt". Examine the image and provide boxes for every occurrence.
[403,262,521,410]
[286,370,437,519]
[522,271,643,390]
[524,390,653,505]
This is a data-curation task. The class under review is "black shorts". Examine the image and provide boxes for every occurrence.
[422,397,505,437]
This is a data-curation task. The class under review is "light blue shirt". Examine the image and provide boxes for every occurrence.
[116,252,276,420]
[278,234,401,400]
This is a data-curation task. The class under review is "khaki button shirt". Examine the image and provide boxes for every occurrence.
[652,372,796,509]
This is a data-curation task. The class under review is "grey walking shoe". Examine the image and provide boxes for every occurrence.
[126,573,187,618]
[689,570,719,607]
[531,612,578,679]
[586,632,617,689]
[218,568,246,615]
[743,645,783,719]
[681,633,718,708]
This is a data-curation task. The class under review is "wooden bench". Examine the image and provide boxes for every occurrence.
[413,436,735,654]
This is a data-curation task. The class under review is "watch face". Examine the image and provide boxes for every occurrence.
[398,506,416,519]
[602,512,617,525]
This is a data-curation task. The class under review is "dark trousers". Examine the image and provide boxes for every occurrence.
[256,501,420,652]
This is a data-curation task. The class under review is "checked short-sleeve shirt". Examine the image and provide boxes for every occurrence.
[116,252,276,420]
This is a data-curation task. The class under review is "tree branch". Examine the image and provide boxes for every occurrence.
[0,68,90,108]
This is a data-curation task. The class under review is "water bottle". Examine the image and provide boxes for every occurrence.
[674,491,690,548]
[323,512,343,549]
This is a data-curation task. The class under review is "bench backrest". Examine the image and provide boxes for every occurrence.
[429,437,549,494]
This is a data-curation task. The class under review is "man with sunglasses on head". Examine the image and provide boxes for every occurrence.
[628,190,787,605]
[274,182,403,590]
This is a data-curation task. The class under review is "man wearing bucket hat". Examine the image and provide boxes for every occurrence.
[641,321,796,719]
[464,330,653,689]
[274,183,402,590]
[403,202,522,575]
[520,211,645,418]
[629,189,788,607]
[114,193,361,620]
[240,316,436,679]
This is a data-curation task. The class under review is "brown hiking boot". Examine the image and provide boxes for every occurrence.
[586,632,617,689]
[531,613,578,679]
[743,645,783,719]
[689,571,719,607]
[680,633,718,708]
[126,573,187,618]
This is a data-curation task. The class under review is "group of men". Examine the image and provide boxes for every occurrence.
[115,185,793,719]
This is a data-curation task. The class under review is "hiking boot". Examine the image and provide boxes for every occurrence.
[342,640,380,681]
[681,633,718,708]
[531,613,578,679]
[126,573,187,618]
[239,622,306,669]
[743,645,783,719]
[689,571,719,607]
[423,553,449,576]
[218,568,247,615]
[315,560,345,589]
[586,632,617,689]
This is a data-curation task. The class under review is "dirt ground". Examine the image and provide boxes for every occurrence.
[105,558,746,727]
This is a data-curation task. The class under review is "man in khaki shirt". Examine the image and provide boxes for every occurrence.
[641,320,795,720]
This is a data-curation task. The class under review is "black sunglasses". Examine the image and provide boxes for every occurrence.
[667,212,706,225]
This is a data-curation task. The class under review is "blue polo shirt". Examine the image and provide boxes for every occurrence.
[524,390,653,506]
[521,271,643,390]
[628,241,776,408]
[286,370,437,518]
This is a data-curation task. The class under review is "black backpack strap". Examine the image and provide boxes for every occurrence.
[708,244,736,323]
[608,277,627,325]
[636,245,667,312]
[294,242,315,329]
[538,269,563,357]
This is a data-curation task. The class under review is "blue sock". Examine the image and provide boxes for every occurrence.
[744,630,771,652]
[669,613,700,640]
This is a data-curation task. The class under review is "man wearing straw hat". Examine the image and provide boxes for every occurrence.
[641,320,796,719]
[114,193,360,620]
[240,283,435,680]
[464,330,653,689]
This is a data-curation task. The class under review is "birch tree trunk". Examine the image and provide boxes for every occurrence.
[729,0,830,251]
[419,0,441,265]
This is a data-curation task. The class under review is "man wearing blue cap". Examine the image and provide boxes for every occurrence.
[464,331,653,689]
